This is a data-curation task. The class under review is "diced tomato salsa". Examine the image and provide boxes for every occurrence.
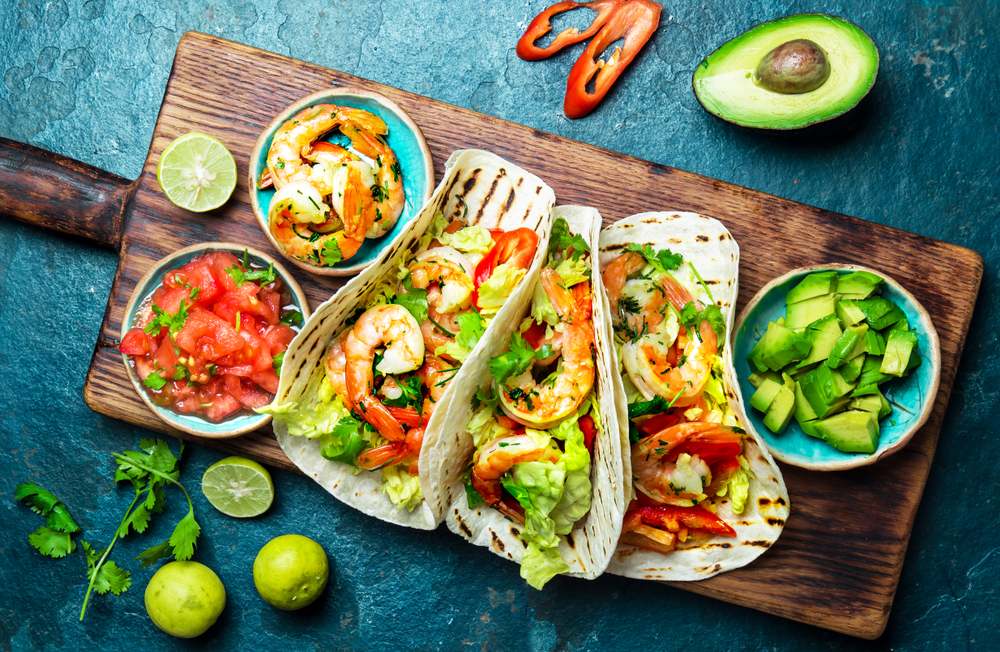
[120,251,301,423]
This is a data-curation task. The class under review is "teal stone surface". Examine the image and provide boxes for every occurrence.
[249,89,435,275]
[2,1,998,651]
[733,267,940,469]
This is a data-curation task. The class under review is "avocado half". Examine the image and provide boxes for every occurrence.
[692,14,879,130]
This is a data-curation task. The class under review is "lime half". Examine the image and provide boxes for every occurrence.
[201,456,274,518]
[157,133,237,212]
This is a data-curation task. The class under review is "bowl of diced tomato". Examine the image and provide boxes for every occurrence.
[119,243,310,438]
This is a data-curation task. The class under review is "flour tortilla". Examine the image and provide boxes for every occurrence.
[433,206,627,579]
[271,150,556,530]
[598,211,790,580]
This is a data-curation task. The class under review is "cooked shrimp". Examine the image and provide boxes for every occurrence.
[470,434,561,506]
[340,118,405,238]
[417,285,477,362]
[408,247,475,314]
[324,330,352,408]
[354,355,453,473]
[603,252,718,406]
[344,305,425,441]
[631,422,742,505]
[500,269,595,429]
[267,104,349,189]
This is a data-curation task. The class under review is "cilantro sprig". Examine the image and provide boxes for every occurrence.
[225,260,277,287]
[488,333,553,387]
[625,243,683,274]
[549,217,590,259]
[393,273,429,324]
[144,301,190,337]
[679,301,726,340]
[14,439,201,620]
[382,375,424,408]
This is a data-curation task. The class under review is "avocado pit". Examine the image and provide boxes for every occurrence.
[754,39,831,94]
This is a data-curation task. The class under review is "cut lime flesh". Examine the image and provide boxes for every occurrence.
[201,456,274,518]
[158,133,237,212]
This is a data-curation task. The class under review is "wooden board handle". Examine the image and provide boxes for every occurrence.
[0,137,137,249]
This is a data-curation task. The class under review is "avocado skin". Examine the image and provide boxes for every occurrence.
[692,13,879,130]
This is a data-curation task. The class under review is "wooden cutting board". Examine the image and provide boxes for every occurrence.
[15,32,982,639]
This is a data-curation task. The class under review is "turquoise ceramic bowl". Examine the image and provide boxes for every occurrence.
[249,87,435,276]
[120,243,310,438]
[732,264,940,471]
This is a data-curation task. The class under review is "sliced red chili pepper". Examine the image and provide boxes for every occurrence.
[704,457,741,496]
[516,1,623,61]
[630,504,737,537]
[637,409,682,435]
[563,0,661,119]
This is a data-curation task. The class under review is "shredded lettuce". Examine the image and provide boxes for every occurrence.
[381,465,424,511]
[530,281,560,327]
[417,211,450,251]
[477,262,526,316]
[552,256,589,287]
[259,367,351,440]
[466,405,514,449]
[437,225,493,254]
[725,455,751,514]
[521,543,570,591]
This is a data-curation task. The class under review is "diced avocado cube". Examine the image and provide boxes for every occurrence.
[849,394,882,415]
[855,298,905,330]
[815,410,880,454]
[798,366,855,418]
[781,372,795,392]
[748,370,781,389]
[836,300,867,328]
[750,377,784,412]
[835,271,883,299]
[881,329,919,376]
[759,321,812,371]
[903,348,923,375]
[794,380,819,423]
[891,318,910,332]
[841,354,866,383]
[791,365,816,380]
[827,323,868,368]
[786,271,838,304]
[798,419,823,439]
[879,393,892,419]
[785,294,837,331]
[763,385,796,434]
[854,355,894,392]
[747,336,768,373]
[795,314,842,369]
[864,329,886,355]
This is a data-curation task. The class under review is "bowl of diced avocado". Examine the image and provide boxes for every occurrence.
[733,265,940,471]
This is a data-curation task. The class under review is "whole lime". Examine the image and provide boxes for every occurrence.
[144,561,226,638]
[253,534,329,610]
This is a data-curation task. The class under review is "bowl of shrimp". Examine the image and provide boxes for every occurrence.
[249,87,436,277]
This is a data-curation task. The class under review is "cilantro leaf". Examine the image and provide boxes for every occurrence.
[15,482,62,515]
[455,310,486,351]
[143,301,190,337]
[383,375,424,408]
[272,350,286,374]
[625,243,683,273]
[135,541,174,569]
[549,217,590,258]
[679,301,726,340]
[321,417,368,465]
[84,544,131,597]
[321,239,343,266]
[488,333,552,386]
[473,385,502,413]
[28,526,76,558]
[393,273,429,324]
[167,510,201,561]
[142,373,167,390]
[225,259,277,287]
[45,503,81,533]
[280,310,303,326]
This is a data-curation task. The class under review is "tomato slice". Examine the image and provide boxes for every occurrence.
[250,370,280,394]
[261,324,296,356]
[473,228,539,287]
[174,308,243,360]
[166,258,223,308]
[205,251,242,293]
[628,504,737,537]
[213,282,278,326]
[120,329,152,355]
[151,286,192,316]
[224,373,273,409]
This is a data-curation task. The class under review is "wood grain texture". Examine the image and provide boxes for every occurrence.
[80,32,983,639]
[0,136,136,248]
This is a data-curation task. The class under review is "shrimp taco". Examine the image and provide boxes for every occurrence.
[430,206,627,588]
[598,212,789,580]
[263,150,556,530]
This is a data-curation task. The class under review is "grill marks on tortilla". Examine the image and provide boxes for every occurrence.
[491,531,506,553]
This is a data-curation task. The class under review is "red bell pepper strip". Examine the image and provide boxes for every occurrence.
[516,1,623,61]
[563,0,661,119]
[473,228,539,288]
[579,414,597,454]
[626,504,737,537]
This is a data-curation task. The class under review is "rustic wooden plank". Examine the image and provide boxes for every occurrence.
[82,32,983,639]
